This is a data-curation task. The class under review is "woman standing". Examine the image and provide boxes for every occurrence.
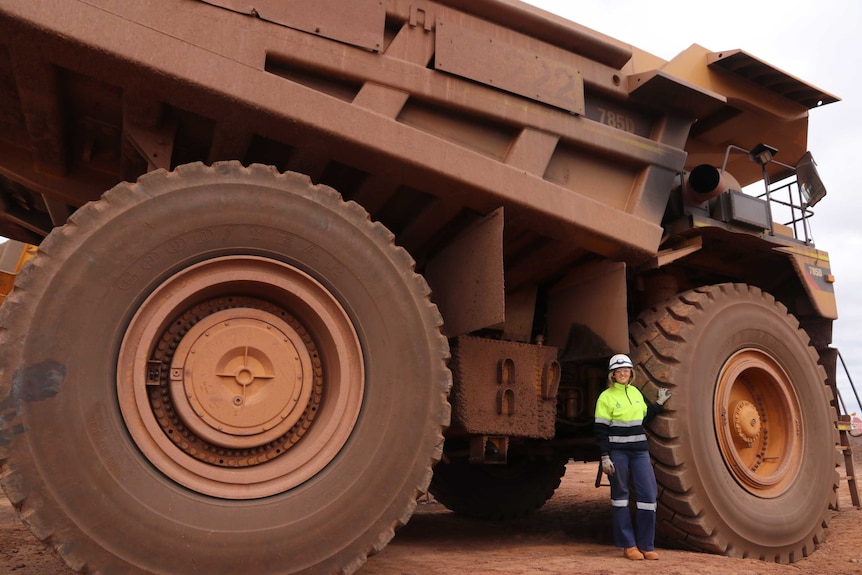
[594,353,671,560]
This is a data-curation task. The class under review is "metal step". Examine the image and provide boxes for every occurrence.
[836,416,860,509]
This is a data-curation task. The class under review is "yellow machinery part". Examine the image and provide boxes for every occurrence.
[0,240,36,305]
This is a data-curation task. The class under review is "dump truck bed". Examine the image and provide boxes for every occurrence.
[0,0,713,289]
[0,1,837,290]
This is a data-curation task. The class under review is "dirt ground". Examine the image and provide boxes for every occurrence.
[1,436,861,575]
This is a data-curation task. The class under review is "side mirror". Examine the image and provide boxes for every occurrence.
[796,151,827,207]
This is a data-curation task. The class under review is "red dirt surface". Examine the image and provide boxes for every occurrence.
[2,436,861,575]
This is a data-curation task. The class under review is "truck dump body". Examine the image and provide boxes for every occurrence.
[2,1,832,261]
[0,1,845,573]
[0,1,679,269]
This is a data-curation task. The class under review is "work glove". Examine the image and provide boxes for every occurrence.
[657,387,672,406]
[601,455,615,476]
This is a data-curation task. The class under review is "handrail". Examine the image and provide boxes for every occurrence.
[720,144,817,245]
[837,349,862,416]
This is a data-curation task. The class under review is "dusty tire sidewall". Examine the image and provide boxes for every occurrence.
[5,166,447,572]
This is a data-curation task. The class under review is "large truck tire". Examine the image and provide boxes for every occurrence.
[429,454,568,520]
[0,162,451,575]
[630,283,838,563]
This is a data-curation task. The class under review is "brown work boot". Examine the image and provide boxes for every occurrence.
[623,547,644,560]
[642,550,659,560]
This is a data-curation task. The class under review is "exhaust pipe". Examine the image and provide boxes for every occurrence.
[683,164,741,206]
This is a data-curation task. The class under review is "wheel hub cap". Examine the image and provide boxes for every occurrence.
[171,309,313,449]
[714,349,802,498]
[733,400,762,446]
[118,256,363,499]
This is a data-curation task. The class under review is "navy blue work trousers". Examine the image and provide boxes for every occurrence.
[608,449,657,551]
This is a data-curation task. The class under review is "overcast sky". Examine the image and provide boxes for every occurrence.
[524,0,862,414]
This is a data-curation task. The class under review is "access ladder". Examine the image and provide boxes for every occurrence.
[833,351,861,509]
[835,416,860,509]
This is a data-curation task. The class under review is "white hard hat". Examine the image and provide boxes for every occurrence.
[608,354,633,371]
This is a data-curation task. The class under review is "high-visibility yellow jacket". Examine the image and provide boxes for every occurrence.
[594,382,660,455]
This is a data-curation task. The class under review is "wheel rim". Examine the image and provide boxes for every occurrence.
[118,255,364,499]
[713,348,803,498]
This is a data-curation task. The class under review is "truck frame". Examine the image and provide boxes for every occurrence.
[0,1,842,573]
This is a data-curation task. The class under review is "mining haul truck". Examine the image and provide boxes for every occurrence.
[0,1,843,573]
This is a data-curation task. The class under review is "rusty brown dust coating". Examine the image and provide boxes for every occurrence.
[0,1,848,573]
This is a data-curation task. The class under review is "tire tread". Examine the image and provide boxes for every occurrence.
[0,161,451,575]
[632,283,838,563]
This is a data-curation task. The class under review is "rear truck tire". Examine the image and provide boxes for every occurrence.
[429,453,568,520]
[0,162,451,575]
[630,283,838,563]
